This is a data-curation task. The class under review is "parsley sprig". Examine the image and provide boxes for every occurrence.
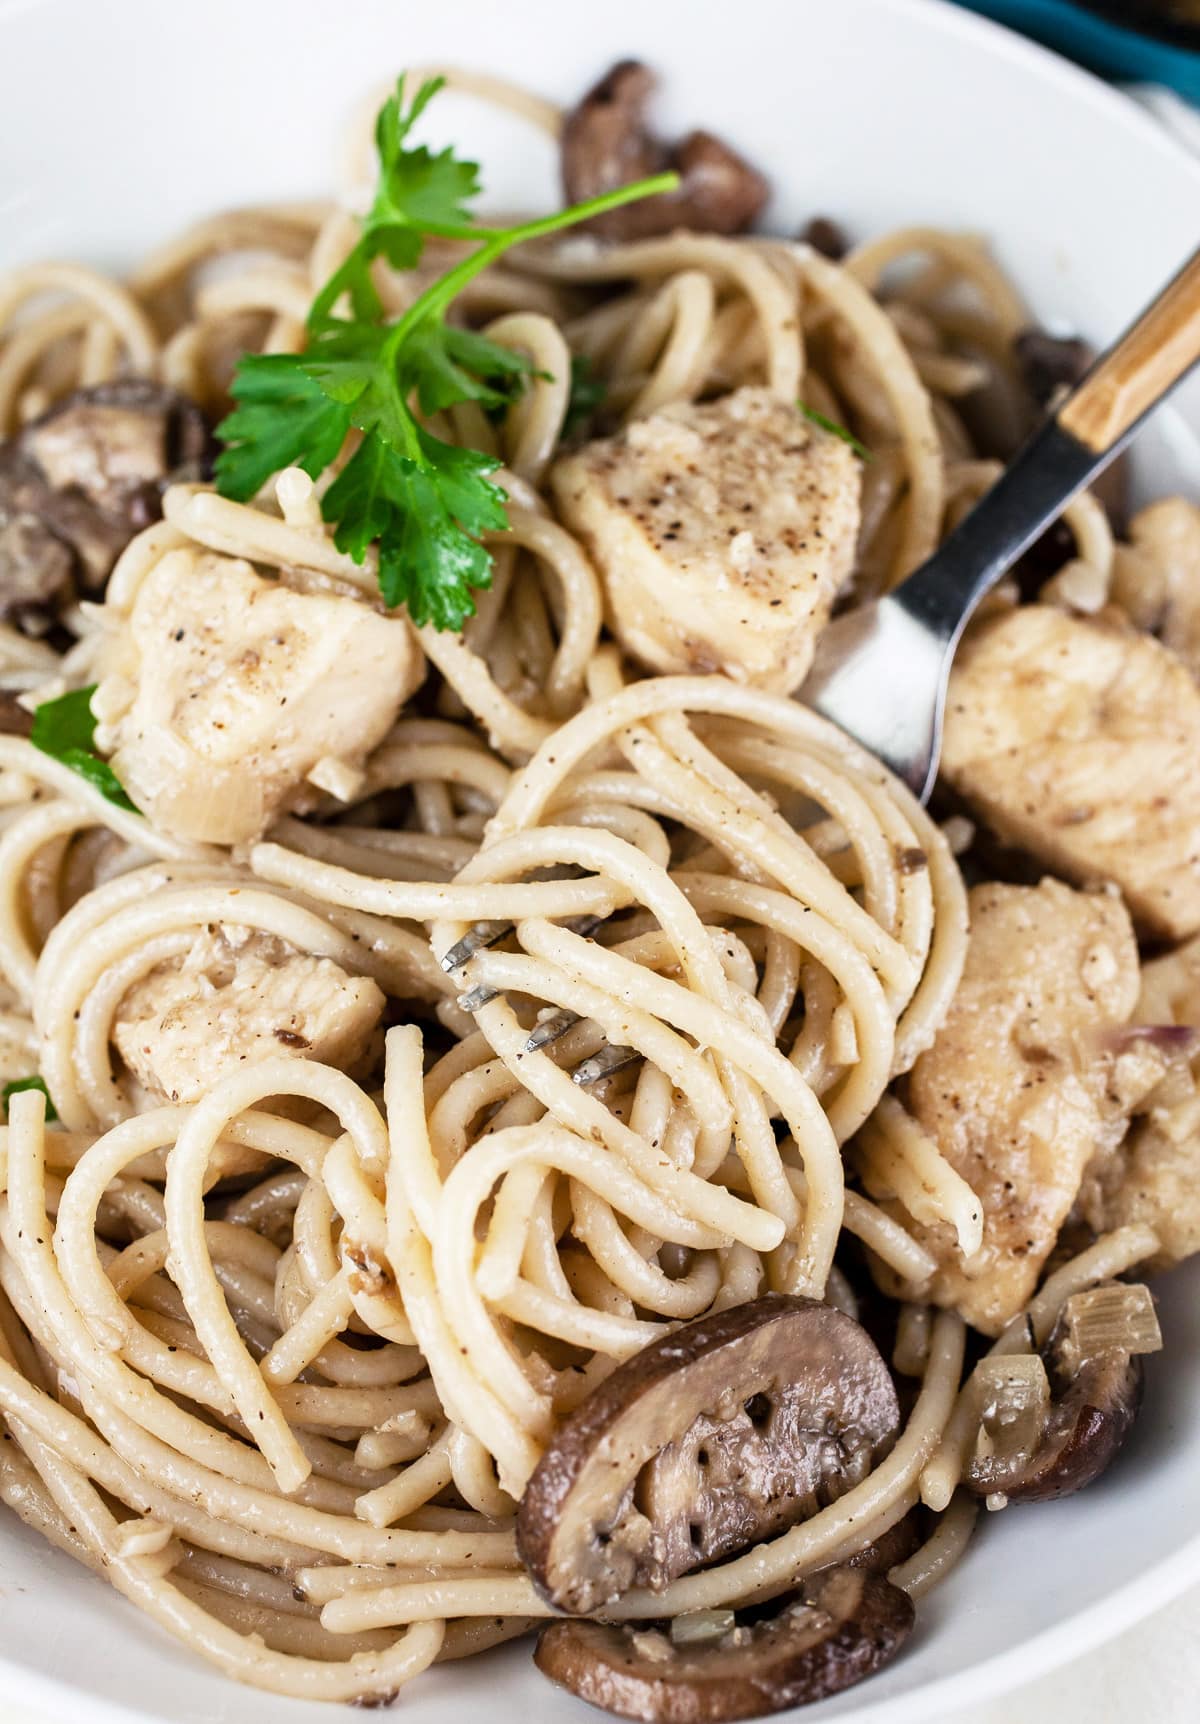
[30,686,137,812]
[799,402,872,462]
[215,76,676,630]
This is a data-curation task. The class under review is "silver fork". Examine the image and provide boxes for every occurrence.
[800,245,1200,801]
[446,248,1200,1074]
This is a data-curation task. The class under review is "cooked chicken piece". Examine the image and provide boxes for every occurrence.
[1109,498,1200,682]
[95,548,422,846]
[113,926,385,1105]
[1086,1112,1200,1273]
[941,604,1200,941]
[1079,934,1200,1271]
[894,879,1143,1334]
[550,388,861,691]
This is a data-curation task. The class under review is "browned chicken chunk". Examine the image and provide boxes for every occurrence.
[551,388,861,692]
[941,605,1200,941]
[1079,934,1200,1271]
[94,547,423,846]
[1109,498,1200,682]
[114,927,385,1105]
[899,879,1143,1334]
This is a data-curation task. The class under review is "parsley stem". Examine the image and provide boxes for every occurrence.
[382,170,681,364]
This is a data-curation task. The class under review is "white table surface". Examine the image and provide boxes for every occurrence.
[1,1576,1198,1724]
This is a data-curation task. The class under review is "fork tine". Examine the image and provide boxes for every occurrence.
[525,1008,580,1052]
[457,984,499,1013]
[440,920,513,974]
[438,868,601,975]
[440,902,608,980]
[573,1044,639,1087]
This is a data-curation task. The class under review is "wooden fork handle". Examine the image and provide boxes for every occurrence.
[1058,245,1200,455]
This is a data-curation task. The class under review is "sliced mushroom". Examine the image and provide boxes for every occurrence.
[798,216,850,261]
[846,1509,921,1576]
[1013,329,1095,407]
[534,1565,915,1723]
[517,1295,900,1616]
[0,379,212,634]
[0,485,75,636]
[561,61,769,241]
[965,1281,1157,1503]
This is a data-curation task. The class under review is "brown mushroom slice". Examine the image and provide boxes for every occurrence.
[798,216,850,261]
[534,1566,915,1723]
[966,1282,1160,1504]
[846,1509,922,1576]
[0,380,212,633]
[1013,329,1096,407]
[517,1295,900,1616]
[561,61,768,241]
[21,378,212,581]
[0,463,76,635]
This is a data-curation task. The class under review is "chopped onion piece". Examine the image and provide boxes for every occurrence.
[972,1353,1050,1470]
[630,1631,674,1664]
[1057,1283,1162,1374]
[670,1609,737,1646]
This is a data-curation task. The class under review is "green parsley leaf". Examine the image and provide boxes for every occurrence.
[322,428,507,629]
[369,75,480,236]
[215,355,353,502]
[309,75,480,325]
[404,324,538,418]
[30,687,138,812]
[563,354,608,437]
[799,402,872,462]
[215,73,678,630]
[2,1075,58,1121]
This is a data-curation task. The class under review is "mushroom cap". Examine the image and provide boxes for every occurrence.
[0,379,212,633]
[534,1566,916,1723]
[517,1295,900,1616]
[560,60,768,243]
[846,1510,922,1576]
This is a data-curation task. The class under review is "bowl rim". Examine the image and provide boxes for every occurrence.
[890,0,1200,181]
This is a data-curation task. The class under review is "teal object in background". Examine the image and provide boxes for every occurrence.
[953,2,1200,101]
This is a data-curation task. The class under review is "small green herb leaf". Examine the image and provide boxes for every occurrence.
[799,402,872,461]
[564,354,608,437]
[30,687,138,812]
[2,1076,57,1121]
[404,324,538,418]
[367,75,481,238]
[215,355,353,502]
[321,429,507,630]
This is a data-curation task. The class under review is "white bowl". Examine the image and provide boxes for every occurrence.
[1,2,1199,1720]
